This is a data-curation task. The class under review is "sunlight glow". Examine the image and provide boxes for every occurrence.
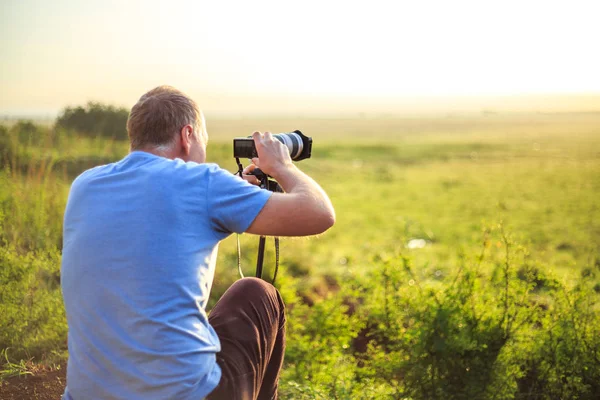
[1,0,599,115]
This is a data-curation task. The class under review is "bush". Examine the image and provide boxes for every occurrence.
[12,121,44,147]
[0,121,67,174]
[280,229,600,399]
[56,102,129,140]
[0,243,66,361]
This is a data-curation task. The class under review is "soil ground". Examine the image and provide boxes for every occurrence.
[0,364,66,400]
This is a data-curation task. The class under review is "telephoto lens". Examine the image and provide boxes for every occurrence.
[272,131,307,160]
[233,130,312,161]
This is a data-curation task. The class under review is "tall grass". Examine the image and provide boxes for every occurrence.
[0,124,69,361]
[1,116,599,399]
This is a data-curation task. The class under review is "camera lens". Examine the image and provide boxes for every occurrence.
[273,132,304,160]
[233,130,311,161]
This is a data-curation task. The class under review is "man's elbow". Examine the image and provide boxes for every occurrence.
[316,206,336,234]
[326,208,336,230]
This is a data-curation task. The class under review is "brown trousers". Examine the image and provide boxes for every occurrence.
[207,278,286,400]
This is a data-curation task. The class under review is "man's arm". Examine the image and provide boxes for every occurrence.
[245,131,335,237]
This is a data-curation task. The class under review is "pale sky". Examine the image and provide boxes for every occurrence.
[1,0,600,116]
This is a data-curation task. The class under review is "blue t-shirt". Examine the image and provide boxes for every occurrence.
[61,151,272,400]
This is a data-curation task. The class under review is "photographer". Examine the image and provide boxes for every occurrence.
[60,86,335,400]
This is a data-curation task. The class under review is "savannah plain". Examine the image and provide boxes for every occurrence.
[1,111,599,399]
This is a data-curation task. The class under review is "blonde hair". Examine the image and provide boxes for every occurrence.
[127,86,202,151]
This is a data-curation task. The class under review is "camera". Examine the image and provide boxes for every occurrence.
[231,130,312,282]
[233,130,312,161]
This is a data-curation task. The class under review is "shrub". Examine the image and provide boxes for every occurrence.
[281,229,600,399]
[56,102,129,140]
[12,121,44,147]
[0,243,66,360]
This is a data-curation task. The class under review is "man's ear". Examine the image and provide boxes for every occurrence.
[179,124,194,156]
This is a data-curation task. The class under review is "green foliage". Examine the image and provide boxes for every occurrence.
[283,291,364,398]
[0,169,67,252]
[0,125,12,166]
[0,244,66,361]
[281,228,600,399]
[0,349,34,379]
[12,120,44,147]
[0,138,68,362]
[2,115,600,398]
[56,102,129,140]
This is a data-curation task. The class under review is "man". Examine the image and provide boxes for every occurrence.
[61,86,335,400]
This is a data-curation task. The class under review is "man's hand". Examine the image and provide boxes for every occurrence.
[245,131,335,237]
[251,131,293,179]
[241,163,260,186]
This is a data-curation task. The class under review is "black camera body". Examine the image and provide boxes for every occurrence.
[233,130,312,161]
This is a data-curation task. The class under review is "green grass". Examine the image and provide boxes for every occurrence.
[207,113,600,293]
[0,349,33,379]
[1,112,599,398]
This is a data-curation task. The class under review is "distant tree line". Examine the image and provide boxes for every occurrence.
[56,102,129,140]
[0,103,129,173]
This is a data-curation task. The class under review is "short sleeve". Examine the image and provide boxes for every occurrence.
[207,165,273,237]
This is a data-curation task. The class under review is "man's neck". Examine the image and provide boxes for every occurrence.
[132,146,182,161]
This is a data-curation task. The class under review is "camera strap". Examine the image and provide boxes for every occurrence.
[235,157,244,178]
[235,234,279,284]
[236,234,244,279]
[273,237,280,284]
[234,158,279,285]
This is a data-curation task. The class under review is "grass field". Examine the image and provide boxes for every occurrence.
[1,112,599,398]
[207,113,600,290]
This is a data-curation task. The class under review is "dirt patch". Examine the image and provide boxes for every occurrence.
[0,364,66,400]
